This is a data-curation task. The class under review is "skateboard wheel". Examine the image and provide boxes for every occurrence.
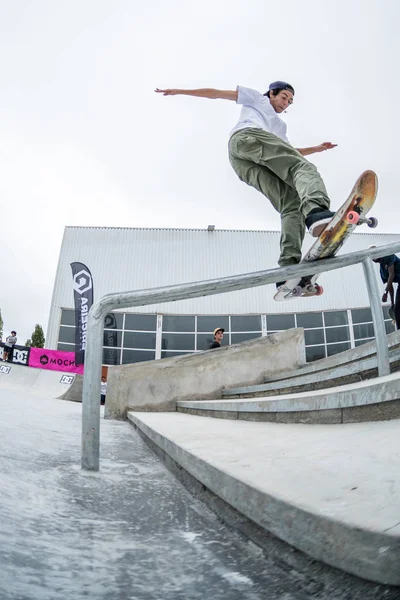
[367,217,378,228]
[292,285,303,296]
[316,285,324,296]
[346,210,360,224]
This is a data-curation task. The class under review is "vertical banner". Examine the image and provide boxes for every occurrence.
[71,262,94,366]
[104,313,119,365]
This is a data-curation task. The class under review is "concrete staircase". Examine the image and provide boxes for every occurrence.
[176,332,400,423]
[126,331,400,586]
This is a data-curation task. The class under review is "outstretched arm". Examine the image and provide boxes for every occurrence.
[382,265,396,302]
[155,87,238,101]
[297,142,337,156]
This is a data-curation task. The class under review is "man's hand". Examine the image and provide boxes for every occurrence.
[155,88,180,96]
[382,284,394,303]
[314,142,338,153]
[297,142,338,156]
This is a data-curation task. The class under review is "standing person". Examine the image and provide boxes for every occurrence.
[3,331,17,362]
[210,327,224,349]
[155,82,337,281]
[100,376,107,405]
[371,251,400,330]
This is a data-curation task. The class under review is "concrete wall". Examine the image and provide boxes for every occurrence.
[105,329,305,419]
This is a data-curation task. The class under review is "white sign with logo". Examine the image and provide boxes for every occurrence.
[60,374,75,385]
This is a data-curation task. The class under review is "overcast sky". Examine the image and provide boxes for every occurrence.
[0,0,398,343]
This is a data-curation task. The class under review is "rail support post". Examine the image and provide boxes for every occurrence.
[362,257,390,376]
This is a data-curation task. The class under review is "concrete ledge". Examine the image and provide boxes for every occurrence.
[177,371,400,424]
[127,412,400,585]
[106,329,305,419]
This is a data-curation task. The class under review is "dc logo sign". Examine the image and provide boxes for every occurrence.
[73,270,93,295]
[13,349,29,366]
[0,365,11,374]
[60,375,75,384]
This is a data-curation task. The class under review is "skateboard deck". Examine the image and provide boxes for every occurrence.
[274,170,378,301]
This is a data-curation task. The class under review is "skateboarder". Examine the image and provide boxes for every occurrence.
[371,249,400,329]
[155,82,337,275]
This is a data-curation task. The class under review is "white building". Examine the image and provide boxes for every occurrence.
[47,226,399,364]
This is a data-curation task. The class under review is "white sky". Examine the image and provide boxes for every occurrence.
[0,0,399,343]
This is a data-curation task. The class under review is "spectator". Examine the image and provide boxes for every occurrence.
[3,331,17,362]
[371,250,400,330]
[100,376,107,405]
[210,327,224,349]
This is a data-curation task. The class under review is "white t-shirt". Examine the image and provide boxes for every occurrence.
[230,86,289,143]
[101,381,107,395]
[5,335,17,348]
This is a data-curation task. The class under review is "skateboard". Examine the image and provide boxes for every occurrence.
[274,170,378,301]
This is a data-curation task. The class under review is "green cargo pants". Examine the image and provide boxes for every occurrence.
[228,128,330,267]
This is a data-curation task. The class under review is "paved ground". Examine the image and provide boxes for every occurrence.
[0,389,399,600]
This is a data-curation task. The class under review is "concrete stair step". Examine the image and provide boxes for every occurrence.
[127,411,400,586]
[177,371,400,424]
[262,329,400,384]
[222,348,400,398]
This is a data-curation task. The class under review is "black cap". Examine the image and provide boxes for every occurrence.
[268,80,295,95]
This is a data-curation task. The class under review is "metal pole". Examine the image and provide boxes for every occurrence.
[362,257,390,376]
[81,305,106,470]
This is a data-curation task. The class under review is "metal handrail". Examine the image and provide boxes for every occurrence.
[81,242,400,470]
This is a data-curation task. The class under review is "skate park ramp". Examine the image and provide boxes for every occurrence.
[0,362,77,399]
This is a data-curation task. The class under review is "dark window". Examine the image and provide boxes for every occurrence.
[123,332,156,350]
[122,350,155,364]
[266,314,295,331]
[103,330,123,347]
[162,315,195,332]
[59,326,76,344]
[324,311,348,327]
[103,348,120,365]
[355,338,374,347]
[231,332,261,344]
[325,327,350,344]
[306,345,326,362]
[304,328,325,346]
[125,314,157,331]
[57,342,75,352]
[296,312,323,328]
[327,342,351,356]
[351,308,372,324]
[197,316,229,333]
[230,315,261,332]
[104,313,123,329]
[162,334,195,351]
[161,351,190,359]
[353,323,375,340]
[385,320,395,334]
[60,309,75,326]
